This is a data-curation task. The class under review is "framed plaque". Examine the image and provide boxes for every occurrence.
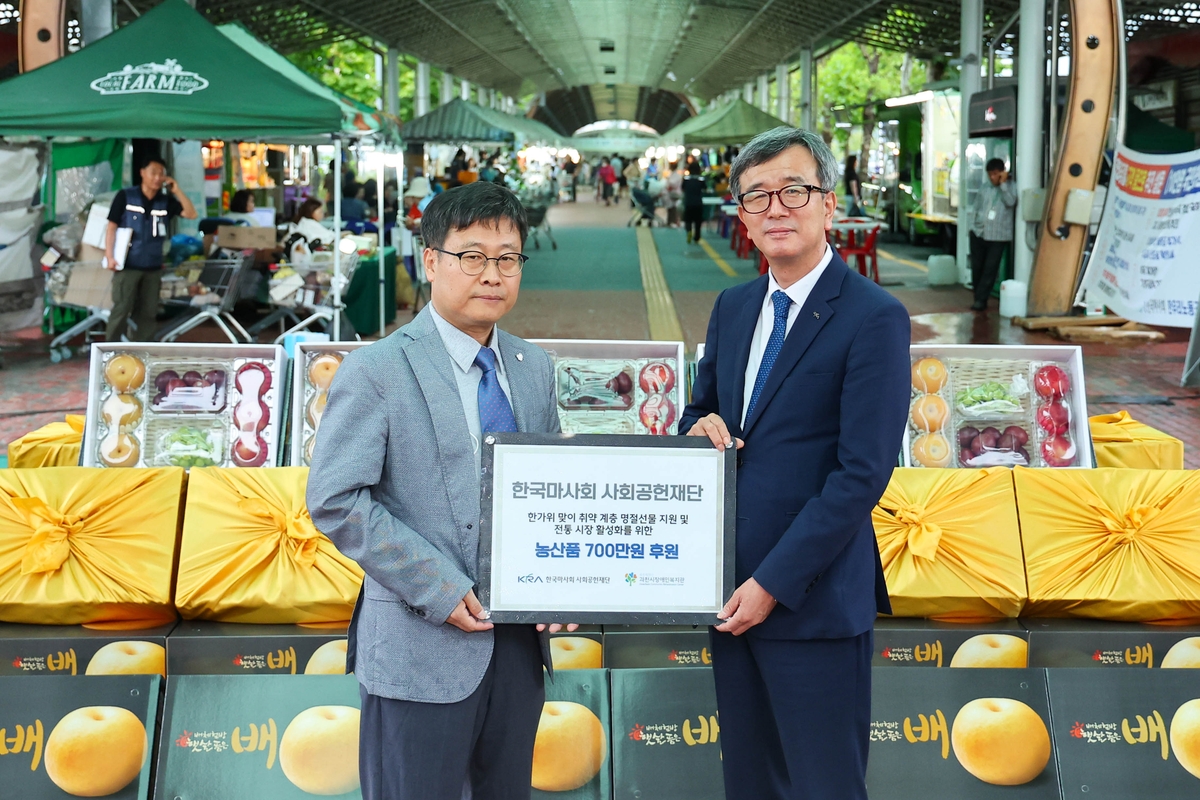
[480,434,736,625]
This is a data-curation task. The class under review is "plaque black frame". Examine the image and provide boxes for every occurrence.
[479,433,736,625]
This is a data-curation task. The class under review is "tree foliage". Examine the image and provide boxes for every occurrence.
[287,40,444,120]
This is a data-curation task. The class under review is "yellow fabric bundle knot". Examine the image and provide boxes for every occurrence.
[237,497,321,569]
[13,497,86,575]
[892,503,943,561]
[1096,503,1161,546]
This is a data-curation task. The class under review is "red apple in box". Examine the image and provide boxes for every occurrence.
[1041,435,1077,467]
[1034,364,1070,399]
[1036,401,1071,434]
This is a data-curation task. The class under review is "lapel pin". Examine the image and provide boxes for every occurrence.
[813,312,820,319]
[516,352,523,362]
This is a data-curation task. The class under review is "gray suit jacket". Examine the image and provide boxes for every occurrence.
[307,307,561,702]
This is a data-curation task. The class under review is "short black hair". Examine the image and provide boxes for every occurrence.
[140,156,166,171]
[986,158,1006,173]
[420,181,528,250]
[230,189,253,213]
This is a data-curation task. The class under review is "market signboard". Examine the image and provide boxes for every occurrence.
[611,667,724,800]
[1047,669,1200,798]
[166,621,348,675]
[1024,619,1200,668]
[0,675,159,799]
[867,668,1060,799]
[873,618,1030,668]
[0,622,175,677]
[533,669,612,800]
[154,674,362,799]
[1081,144,1200,327]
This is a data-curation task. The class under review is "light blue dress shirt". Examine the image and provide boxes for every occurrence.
[428,302,513,473]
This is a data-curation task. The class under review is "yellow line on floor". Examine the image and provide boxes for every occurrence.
[636,227,686,341]
[877,247,928,272]
[698,238,739,277]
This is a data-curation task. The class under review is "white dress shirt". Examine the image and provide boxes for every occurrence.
[428,303,512,473]
[741,244,834,427]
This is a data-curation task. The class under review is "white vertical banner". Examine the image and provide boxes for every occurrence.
[1082,144,1200,327]
[171,140,205,236]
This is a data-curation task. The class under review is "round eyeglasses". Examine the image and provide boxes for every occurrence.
[737,184,829,214]
[431,248,528,277]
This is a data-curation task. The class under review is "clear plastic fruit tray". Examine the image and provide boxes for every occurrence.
[290,341,373,466]
[83,342,288,469]
[903,344,1094,469]
[530,339,687,436]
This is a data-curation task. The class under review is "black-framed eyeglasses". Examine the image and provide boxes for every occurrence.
[431,247,528,277]
[737,184,829,214]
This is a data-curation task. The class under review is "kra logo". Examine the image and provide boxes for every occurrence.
[985,105,997,123]
[518,574,543,584]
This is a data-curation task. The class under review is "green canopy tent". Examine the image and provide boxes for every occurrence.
[0,0,343,140]
[402,97,562,145]
[658,99,789,146]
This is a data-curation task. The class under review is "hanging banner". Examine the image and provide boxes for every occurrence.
[1082,144,1200,327]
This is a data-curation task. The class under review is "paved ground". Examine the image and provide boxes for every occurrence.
[3,193,1197,466]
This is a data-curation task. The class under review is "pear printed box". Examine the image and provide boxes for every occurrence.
[873,618,1030,668]
[0,621,175,677]
[611,667,724,800]
[154,674,361,799]
[602,626,711,669]
[1024,619,1200,668]
[867,668,1060,798]
[547,626,605,671]
[166,621,348,675]
[0,674,159,799]
[533,668,611,800]
[1048,669,1200,798]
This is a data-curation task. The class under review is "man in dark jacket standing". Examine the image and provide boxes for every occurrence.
[104,156,197,341]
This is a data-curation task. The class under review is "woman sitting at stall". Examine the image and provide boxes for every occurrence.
[224,190,260,225]
[282,198,335,267]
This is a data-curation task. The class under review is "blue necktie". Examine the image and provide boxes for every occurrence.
[745,290,792,421]
[475,347,518,434]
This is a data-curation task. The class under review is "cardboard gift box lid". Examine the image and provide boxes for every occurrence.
[874,468,1026,622]
[216,225,277,250]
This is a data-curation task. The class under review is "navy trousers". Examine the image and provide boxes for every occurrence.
[710,628,873,800]
[358,624,544,800]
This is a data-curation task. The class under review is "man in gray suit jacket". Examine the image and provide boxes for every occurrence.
[308,181,573,800]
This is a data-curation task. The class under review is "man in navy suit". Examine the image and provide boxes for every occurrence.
[681,127,910,800]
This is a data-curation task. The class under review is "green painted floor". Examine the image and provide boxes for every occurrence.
[519,227,644,291]
[652,227,759,292]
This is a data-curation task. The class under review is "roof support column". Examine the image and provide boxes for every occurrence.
[477,85,487,106]
[776,63,791,125]
[461,79,471,101]
[80,0,113,45]
[415,61,431,118]
[743,82,754,104]
[1014,0,1046,288]
[757,73,770,112]
[440,72,453,106]
[384,49,399,117]
[957,0,983,281]
[799,48,813,129]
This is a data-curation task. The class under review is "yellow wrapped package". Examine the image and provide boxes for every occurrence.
[1089,410,1185,470]
[176,467,363,623]
[6,415,85,468]
[0,467,184,625]
[874,468,1026,622]
[1016,468,1200,623]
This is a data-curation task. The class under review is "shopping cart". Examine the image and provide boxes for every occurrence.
[271,251,361,343]
[44,260,113,362]
[156,257,255,344]
[522,202,557,250]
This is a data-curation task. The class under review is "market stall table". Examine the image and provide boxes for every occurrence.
[343,247,397,337]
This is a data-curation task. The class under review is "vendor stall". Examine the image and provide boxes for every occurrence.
[657,99,788,147]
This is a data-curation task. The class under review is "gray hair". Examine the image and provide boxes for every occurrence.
[729,127,839,198]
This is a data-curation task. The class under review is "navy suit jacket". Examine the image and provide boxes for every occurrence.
[681,252,910,640]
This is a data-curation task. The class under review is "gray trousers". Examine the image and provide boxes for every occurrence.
[106,267,162,341]
[359,624,545,800]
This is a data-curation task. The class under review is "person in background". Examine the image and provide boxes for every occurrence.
[383,180,400,227]
[682,163,706,244]
[362,178,379,211]
[969,157,1017,312]
[562,157,578,202]
[104,156,198,341]
[666,161,684,228]
[844,155,865,217]
[224,189,258,225]
[282,197,334,265]
[597,157,617,207]
[480,156,499,183]
[622,158,643,201]
[611,152,626,199]
[340,183,370,222]
[449,148,468,178]
[399,177,432,282]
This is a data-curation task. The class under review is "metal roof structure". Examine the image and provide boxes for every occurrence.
[113,0,1200,132]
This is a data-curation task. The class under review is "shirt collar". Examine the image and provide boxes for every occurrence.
[427,302,503,375]
[766,243,833,305]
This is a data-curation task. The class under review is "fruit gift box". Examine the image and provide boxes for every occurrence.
[904,344,1094,470]
[82,343,288,470]
[289,341,372,466]
[531,339,686,436]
